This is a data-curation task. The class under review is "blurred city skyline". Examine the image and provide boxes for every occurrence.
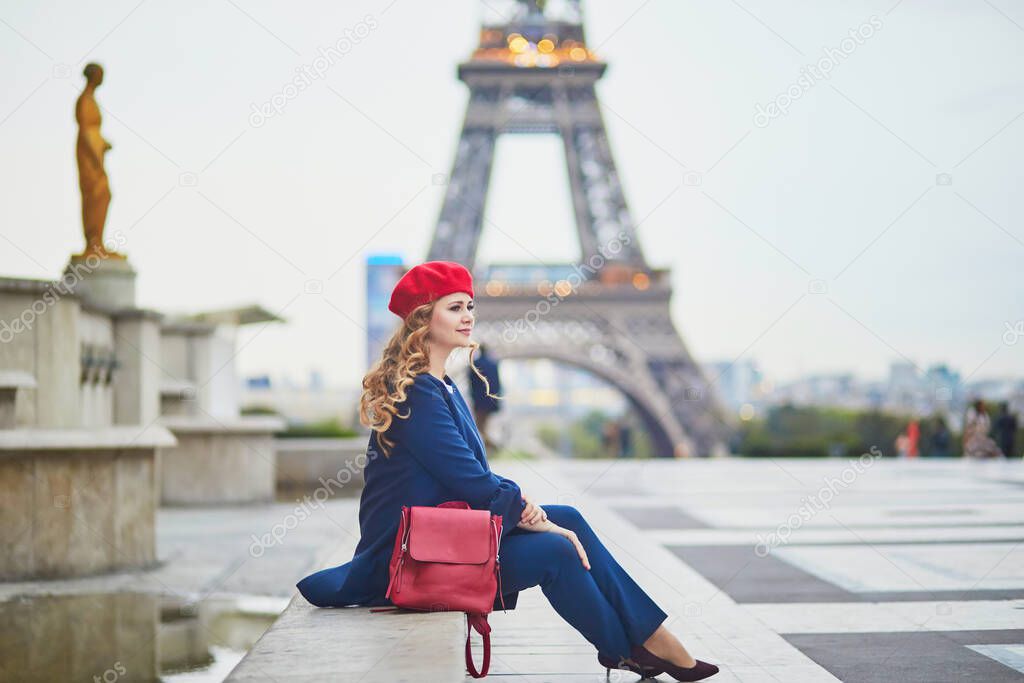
[1,0,1021,390]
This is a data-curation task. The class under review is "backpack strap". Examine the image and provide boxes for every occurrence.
[464,613,491,678]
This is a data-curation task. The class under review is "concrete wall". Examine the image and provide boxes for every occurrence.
[0,282,82,428]
[0,446,159,580]
[275,437,369,494]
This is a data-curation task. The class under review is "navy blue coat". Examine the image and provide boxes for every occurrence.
[295,372,528,611]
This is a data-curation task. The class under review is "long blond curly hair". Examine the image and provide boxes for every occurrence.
[359,300,501,457]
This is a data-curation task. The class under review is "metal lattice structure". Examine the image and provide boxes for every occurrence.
[428,1,733,456]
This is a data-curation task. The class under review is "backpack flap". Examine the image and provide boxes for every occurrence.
[407,506,492,564]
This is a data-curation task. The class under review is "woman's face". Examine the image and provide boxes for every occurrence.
[429,292,475,350]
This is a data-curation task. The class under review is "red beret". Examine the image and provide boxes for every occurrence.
[388,261,474,320]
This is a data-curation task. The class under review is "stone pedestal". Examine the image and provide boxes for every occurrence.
[0,425,176,580]
[158,415,286,505]
[62,255,137,310]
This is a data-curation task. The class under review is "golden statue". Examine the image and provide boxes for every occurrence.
[74,63,123,259]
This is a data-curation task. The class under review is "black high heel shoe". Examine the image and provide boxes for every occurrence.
[629,643,719,682]
[597,651,664,678]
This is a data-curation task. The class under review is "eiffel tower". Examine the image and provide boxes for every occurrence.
[428,0,733,457]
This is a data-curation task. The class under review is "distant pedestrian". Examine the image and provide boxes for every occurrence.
[928,416,953,458]
[963,399,1004,459]
[994,402,1019,459]
[469,343,502,452]
[602,419,621,458]
[906,419,920,458]
[895,432,911,459]
[619,418,634,458]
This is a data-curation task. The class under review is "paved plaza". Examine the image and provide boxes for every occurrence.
[3,456,1022,682]
[477,456,1024,682]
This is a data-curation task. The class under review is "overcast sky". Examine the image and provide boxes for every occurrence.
[1,0,1021,389]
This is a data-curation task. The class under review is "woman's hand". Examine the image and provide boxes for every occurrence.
[516,516,590,570]
[520,494,547,526]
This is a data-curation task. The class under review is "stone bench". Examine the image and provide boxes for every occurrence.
[226,545,468,682]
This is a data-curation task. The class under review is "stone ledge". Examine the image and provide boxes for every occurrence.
[0,370,37,389]
[159,415,286,434]
[274,436,368,451]
[228,537,468,682]
[0,275,82,297]
[0,425,177,452]
[159,379,196,396]
[225,598,466,682]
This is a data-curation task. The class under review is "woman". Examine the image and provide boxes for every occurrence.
[295,261,718,681]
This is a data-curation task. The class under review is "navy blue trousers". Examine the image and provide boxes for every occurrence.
[498,504,668,660]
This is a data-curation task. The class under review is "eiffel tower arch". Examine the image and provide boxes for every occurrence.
[428,0,733,456]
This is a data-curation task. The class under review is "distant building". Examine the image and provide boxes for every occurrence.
[246,374,271,390]
[887,361,921,412]
[771,373,860,409]
[487,358,624,418]
[706,359,764,413]
[366,254,405,369]
[241,372,361,427]
[925,363,961,405]
[749,358,1020,432]
[483,262,589,286]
